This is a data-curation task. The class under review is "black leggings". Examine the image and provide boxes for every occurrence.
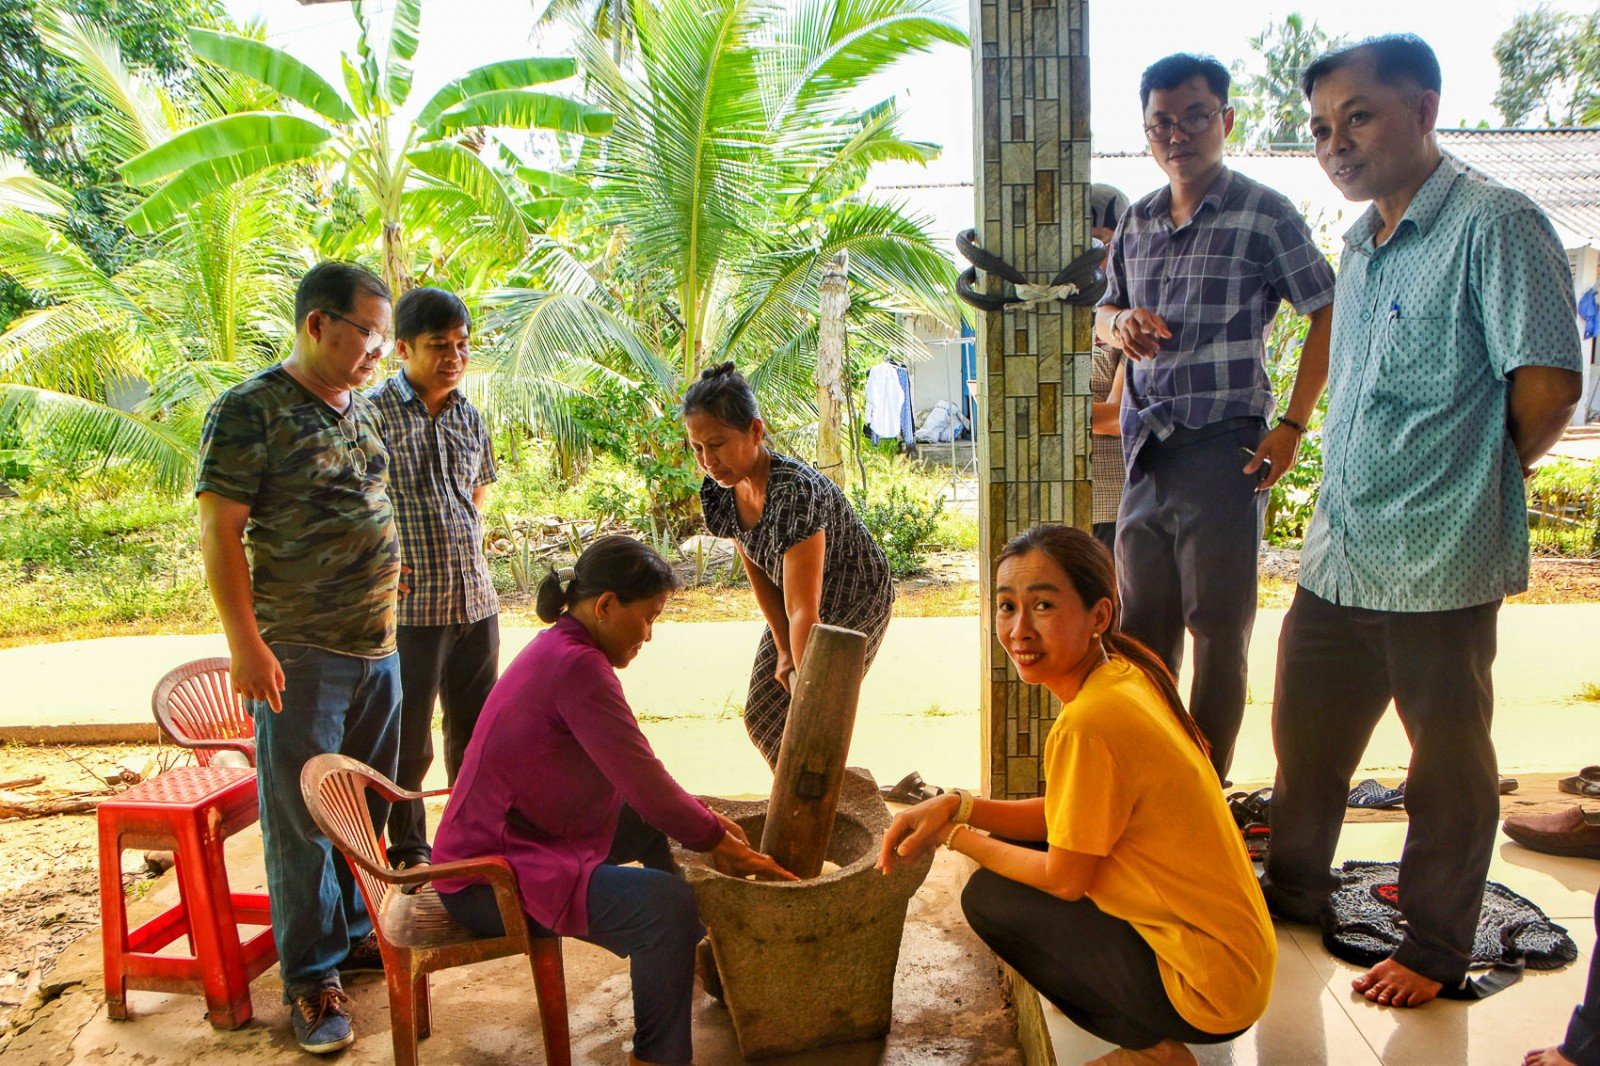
[961,868,1247,1050]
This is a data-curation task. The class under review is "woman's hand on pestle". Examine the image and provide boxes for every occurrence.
[878,793,960,874]
[710,833,800,881]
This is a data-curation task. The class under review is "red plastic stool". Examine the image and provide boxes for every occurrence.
[98,765,277,1028]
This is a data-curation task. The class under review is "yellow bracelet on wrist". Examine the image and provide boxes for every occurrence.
[944,823,967,849]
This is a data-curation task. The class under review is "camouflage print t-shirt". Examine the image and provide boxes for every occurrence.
[196,366,400,657]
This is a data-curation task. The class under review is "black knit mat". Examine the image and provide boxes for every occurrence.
[1322,860,1578,971]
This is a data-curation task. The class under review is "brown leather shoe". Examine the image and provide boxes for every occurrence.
[1503,806,1600,859]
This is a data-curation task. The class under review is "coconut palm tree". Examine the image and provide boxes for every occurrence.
[487,0,967,467]
[0,15,308,492]
[115,0,614,296]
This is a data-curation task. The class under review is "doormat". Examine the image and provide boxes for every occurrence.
[1322,860,1578,998]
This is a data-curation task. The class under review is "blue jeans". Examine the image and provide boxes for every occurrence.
[250,643,401,997]
[439,807,703,1064]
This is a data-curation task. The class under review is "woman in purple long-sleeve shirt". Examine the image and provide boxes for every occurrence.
[433,536,793,1065]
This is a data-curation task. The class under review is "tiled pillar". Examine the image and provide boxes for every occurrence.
[972,0,1092,800]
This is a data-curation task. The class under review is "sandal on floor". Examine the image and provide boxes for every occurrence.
[1559,775,1600,797]
[1227,788,1272,828]
[1347,778,1406,809]
[1241,822,1270,863]
[880,771,943,805]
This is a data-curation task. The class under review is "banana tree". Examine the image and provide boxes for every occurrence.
[116,0,614,295]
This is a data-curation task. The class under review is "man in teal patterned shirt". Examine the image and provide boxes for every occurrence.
[1262,35,1582,1009]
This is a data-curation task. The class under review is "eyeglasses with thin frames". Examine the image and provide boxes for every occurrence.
[1144,108,1228,142]
[322,310,393,355]
[336,415,369,478]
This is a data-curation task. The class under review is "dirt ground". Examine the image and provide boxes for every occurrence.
[1258,548,1600,607]
[0,743,186,1035]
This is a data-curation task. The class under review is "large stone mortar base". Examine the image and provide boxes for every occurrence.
[677,768,934,1060]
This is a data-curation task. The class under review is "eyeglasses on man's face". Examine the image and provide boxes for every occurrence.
[336,415,369,477]
[1144,108,1228,142]
[322,309,393,355]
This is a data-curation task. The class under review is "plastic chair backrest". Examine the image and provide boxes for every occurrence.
[300,754,393,918]
[151,658,255,767]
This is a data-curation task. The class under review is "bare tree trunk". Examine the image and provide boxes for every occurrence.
[814,252,848,486]
[382,221,414,297]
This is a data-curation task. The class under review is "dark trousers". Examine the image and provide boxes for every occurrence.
[962,867,1246,1050]
[1091,521,1118,559]
[1562,888,1600,1065]
[386,616,500,865]
[439,806,701,1065]
[1262,586,1501,986]
[1115,417,1266,779]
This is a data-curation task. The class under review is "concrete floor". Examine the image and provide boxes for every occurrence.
[4,605,1599,789]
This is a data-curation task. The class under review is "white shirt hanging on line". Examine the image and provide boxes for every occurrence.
[864,361,904,439]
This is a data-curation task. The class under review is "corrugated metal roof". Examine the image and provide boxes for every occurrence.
[1436,128,1600,242]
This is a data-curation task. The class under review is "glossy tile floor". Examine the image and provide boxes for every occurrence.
[1044,823,1597,1065]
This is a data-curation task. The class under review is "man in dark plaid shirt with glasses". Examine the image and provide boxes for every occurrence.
[1096,52,1336,781]
[369,286,499,872]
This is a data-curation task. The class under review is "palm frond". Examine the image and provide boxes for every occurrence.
[0,160,70,217]
[0,383,197,492]
[761,0,966,130]
[39,13,174,162]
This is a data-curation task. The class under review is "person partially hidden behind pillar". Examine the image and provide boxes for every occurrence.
[1096,52,1336,782]
[1088,182,1132,557]
[880,526,1274,1065]
[430,536,794,1066]
[1263,33,1583,1010]
[683,363,897,768]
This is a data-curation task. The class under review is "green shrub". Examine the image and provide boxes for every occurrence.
[850,483,945,577]
[1528,460,1600,558]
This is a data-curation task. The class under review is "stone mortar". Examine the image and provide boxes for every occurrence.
[677,768,934,1060]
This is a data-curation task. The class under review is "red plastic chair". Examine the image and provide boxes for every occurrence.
[300,754,570,1066]
[151,658,255,767]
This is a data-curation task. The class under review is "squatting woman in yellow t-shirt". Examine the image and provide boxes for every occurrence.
[880,525,1275,1065]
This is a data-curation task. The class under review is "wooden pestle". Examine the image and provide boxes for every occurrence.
[759,623,868,878]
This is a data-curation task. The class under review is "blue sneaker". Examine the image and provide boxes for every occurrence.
[290,985,354,1055]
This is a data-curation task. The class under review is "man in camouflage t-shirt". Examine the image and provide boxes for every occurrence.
[196,262,400,1056]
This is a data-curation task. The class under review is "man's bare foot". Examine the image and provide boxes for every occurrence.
[1085,1039,1198,1065]
[1523,1047,1576,1066]
[1352,958,1443,1007]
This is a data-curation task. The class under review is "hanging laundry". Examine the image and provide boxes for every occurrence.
[894,363,915,446]
[865,361,904,440]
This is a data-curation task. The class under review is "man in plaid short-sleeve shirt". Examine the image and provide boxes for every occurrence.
[368,286,500,870]
[1096,53,1336,780]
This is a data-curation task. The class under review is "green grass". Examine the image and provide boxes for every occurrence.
[0,493,213,646]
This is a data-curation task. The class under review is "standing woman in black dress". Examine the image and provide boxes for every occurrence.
[683,363,895,766]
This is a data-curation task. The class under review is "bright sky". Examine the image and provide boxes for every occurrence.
[223,0,1591,185]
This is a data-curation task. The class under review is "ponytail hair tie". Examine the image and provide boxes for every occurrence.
[557,566,576,592]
